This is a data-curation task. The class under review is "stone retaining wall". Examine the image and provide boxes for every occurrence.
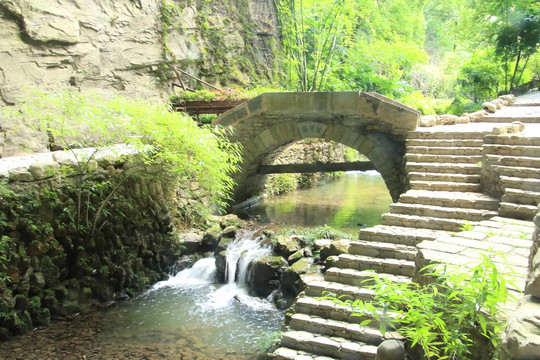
[502,207,540,359]
[0,153,187,339]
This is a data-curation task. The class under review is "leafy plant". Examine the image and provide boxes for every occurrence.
[3,89,243,229]
[266,173,299,196]
[278,225,353,246]
[322,251,517,359]
[0,235,13,281]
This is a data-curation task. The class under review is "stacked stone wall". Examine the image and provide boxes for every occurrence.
[503,208,540,358]
[0,153,189,339]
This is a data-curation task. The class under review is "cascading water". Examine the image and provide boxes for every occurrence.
[96,229,282,359]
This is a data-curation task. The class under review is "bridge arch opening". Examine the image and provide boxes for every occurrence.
[231,122,408,205]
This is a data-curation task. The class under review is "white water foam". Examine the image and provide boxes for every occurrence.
[151,257,217,290]
[149,230,274,312]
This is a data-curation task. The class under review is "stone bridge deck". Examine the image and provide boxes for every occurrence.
[271,92,540,360]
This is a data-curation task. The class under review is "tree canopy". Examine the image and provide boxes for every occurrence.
[273,0,540,113]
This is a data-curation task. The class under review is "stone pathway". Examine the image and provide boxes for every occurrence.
[271,92,540,360]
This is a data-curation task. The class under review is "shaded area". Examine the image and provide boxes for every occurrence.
[258,161,376,174]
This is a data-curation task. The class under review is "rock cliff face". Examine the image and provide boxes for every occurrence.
[0,0,278,106]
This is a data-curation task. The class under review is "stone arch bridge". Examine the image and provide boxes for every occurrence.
[213,92,420,204]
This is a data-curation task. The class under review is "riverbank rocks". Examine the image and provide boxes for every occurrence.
[179,232,204,254]
[251,256,289,297]
[315,239,351,261]
[502,295,540,359]
[275,235,303,257]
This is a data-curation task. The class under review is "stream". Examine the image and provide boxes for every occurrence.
[0,171,392,359]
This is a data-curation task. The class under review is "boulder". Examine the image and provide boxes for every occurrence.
[179,232,203,255]
[287,249,304,264]
[376,340,406,360]
[419,115,437,127]
[29,160,60,180]
[214,236,235,255]
[219,214,243,228]
[319,239,350,261]
[502,295,540,359]
[482,101,497,113]
[221,225,238,239]
[8,167,34,182]
[202,225,221,252]
[281,258,315,297]
[250,255,288,297]
[469,110,488,121]
[96,153,123,168]
[437,114,460,125]
[275,235,302,257]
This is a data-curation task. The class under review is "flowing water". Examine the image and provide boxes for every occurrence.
[1,171,392,359]
[96,231,282,359]
[246,171,392,233]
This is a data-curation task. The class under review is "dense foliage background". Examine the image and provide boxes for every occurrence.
[273,0,540,114]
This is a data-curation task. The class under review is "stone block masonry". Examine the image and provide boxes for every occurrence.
[215,92,421,203]
[0,148,189,339]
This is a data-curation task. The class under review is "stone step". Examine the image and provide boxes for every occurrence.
[348,240,417,261]
[408,172,480,184]
[325,268,411,288]
[398,190,500,211]
[483,144,540,157]
[388,203,498,222]
[484,106,540,123]
[409,180,481,192]
[484,134,540,146]
[407,130,489,140]
[502,188,540,206]
[289,313,404,346]
[406,146,482,156]
[304,280,375,301]
[278,331,378,360]
[334,254,415,277]
[406,138,484,147]
[381,213,469,232]
[485,155,540,169]
[498,165,540,179]
[501,176,540,192]
[406,162,481,175]
[406,153,482,164]
[293,296,374,325]
[358,225,442,246]
[498,202,538,221]
[293,295,403,329]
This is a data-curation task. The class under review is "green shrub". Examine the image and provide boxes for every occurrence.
[266,173,299,196]
[322,251,517,359]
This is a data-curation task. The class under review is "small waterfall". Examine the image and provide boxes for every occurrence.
[151,257,217,291]
[149,229,273,310]
[224,229,272,288]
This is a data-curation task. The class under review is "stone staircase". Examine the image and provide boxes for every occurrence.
[271,93,540,360]
[484,134,540,220]
[272,131,502,360]
[382,129,499,232]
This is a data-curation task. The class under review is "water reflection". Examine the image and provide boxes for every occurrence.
[246,171,392,232]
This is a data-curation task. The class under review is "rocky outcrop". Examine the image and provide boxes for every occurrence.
[503,208,540,359]
[0,0,278,157]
